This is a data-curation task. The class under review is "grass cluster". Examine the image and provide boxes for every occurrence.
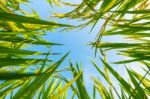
[0,0,149,99]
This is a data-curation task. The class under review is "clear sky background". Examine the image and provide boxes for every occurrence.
[20,0,142,98]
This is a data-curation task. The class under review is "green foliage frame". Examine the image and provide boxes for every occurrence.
[0,0,149,99]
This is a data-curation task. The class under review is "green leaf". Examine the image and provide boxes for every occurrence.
[0,72,42,80]
[100,59,137,98]
[51,72,81,99]
[92,77,112,99]
[0,12,72,27]
[12,52,69,99]
[70,62,90,99]
[0,58,50,66]
[126,67,147,99]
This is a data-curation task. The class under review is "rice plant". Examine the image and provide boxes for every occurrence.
[53,0,150,99]
[0,1,76,98]
[0,0,150,99]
